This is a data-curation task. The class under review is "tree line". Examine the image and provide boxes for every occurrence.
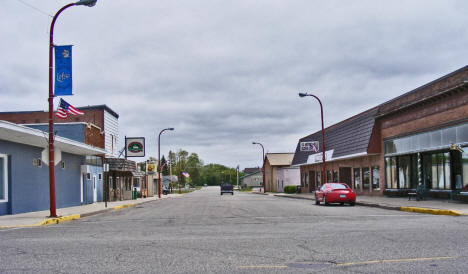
[138,149,243,186]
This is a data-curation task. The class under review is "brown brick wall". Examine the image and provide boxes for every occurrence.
[0,108,105,129]
[380,91,468,135]
[300,154,382,195]
[85,124,105,149]
[378,67,468,116]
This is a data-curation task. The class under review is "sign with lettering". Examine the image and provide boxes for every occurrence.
[125,137,145,157]
[300,141,319,152]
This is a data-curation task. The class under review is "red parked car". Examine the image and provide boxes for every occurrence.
[315,183,356,206]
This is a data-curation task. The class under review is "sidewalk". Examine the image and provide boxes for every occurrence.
[0,194,182,229]
[252,191,468,216]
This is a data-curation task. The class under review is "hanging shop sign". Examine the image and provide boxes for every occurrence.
[125,137,145,157]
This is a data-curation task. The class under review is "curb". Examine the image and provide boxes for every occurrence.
[113,203,137,210]
[400,207,464,216]
[0,214,81,229]
[273,194,313,200]
[0,200,153,229]
[268,193,466,217]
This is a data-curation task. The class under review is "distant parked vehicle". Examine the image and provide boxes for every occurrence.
[220,182,234,195]
[162,184,171,195]
[315,183,356,206]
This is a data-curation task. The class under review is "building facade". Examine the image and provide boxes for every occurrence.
[240,171,263,188]
[292,107,381,195]
[264,153,297,192]
[292,65,468,199]
[377,66,468,200]
[0,121,105,215]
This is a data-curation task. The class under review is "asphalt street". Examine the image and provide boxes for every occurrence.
[1,186,468,273]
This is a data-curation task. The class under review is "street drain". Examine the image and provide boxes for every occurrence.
[287,262,331,269]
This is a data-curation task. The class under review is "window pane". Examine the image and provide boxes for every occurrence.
[398,156,412,189]
[430,131,442,148]
[457,124,468,143]
[317,171,321,185]
[442,127,457,145]
[422,154,432,189]
[444,152,451,190]
[333,170,338,183]
[385,158,392,189]
[385,140,395,154]
[0,158,4,200]
[354,168,361,190]
[463,151,468,190]
[419,133,430,149]
[432,154,439,189]
[362,167,370,189]
[372,166,380,190]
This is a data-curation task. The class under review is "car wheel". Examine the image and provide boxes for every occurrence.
[350,202,355,206]
[315,195,320,205]
[340,203,344,206]
[323,196,328,206]
[220,193,223,195]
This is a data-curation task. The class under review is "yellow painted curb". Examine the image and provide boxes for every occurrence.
[401,207,462,216]
[39,214,81,226]
[0,214,81,229]
[113,203,136,210]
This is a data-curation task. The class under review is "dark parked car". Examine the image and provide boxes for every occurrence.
[220,182,234,195]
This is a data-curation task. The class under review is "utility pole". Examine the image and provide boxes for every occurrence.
[237,165,239,189]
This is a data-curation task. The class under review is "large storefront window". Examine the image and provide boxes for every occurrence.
[463,152,468,190]
[353,168,360,190]
[316,171,322,186]
[0,155,6,201]
[333,170,338,183]
[386,157,397,189]
[362,167,370,190]
[423,152,451,190]
[372,166,380,190]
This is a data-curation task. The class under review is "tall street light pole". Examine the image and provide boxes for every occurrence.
[48,0,97,218]
[252,142,265,193]
[298,92,327,185]
[158,127,174,198]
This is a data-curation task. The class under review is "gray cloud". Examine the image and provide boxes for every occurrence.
[1,0,467,168]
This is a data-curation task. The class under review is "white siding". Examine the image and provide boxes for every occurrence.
[276,167,300,192]
[104,110,119,157]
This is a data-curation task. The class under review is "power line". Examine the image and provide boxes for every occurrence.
[15,0,52,17]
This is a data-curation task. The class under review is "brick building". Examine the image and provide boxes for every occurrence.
[293,65,468,199]
[0,105,119,157]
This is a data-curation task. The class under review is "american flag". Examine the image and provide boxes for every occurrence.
[56,98,84,119]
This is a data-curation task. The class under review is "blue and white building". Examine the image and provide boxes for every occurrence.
[0,120,106,215]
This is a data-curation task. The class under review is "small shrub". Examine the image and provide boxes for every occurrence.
[284,185,298,194]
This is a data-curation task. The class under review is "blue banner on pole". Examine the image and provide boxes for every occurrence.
[54,45,73,96]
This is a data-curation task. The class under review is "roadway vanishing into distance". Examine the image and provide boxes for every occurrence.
[1,187,468,273]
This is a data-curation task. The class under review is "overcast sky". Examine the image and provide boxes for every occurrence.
[1,0,467,169]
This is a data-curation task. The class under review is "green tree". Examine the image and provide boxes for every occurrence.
[186,153,203,185]
[161,155,169,175]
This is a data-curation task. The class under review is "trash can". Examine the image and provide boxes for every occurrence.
[296,185,301,193]
[132,188,137,200]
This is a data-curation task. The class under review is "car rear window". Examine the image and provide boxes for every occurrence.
[329,183,348,189]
